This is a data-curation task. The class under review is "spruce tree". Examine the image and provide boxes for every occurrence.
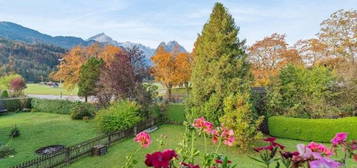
[189,2,251,124]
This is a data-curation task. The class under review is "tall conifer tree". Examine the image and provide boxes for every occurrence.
[189,2,251,123]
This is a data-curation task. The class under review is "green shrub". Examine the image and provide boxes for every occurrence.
[71,103,96,120]
[220,93,263,151]
[1,98,31,112]
[0,90,9,98]
[96,100,142,133]
[0,145,16,159]
[268,116,357,142]
[31,99,93,114]
[267,65,337,118]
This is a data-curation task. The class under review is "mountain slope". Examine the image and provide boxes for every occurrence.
[157,41,187,53]
[87,33,155,64]
[0,38,66,82]
[0,21,93,49]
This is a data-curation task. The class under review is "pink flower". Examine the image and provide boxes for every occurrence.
[331,132,348,146]
[202,121,213,134]
[297,144,314,159]
[145,149,177,168]
[193,117,213,133]
[307,142,333,156]
[309,157,342,168]
[193,117,206,128]
[221,127,235,146]
[211,129,219,144]
[181,162,200,168]
[134,131,151,148]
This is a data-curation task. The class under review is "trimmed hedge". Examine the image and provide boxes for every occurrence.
[31,99,94,114]
[0,98,32,112]
[268,116,357,142]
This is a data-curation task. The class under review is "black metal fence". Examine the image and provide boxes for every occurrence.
[10,118,158,168]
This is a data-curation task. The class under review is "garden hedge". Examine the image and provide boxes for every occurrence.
[0,98,32,112]
[268,116,357,142]
[31,99,94,114]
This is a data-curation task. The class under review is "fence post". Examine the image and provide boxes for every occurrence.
[65,147,70,166]
[108,133,112,146]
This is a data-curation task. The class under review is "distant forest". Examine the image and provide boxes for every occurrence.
[0,38,66,82]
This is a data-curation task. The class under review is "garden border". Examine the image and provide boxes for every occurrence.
[10,117,159,168]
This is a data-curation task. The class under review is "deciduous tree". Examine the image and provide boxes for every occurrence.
[248,33,302,86]
[151,46,180,100]
[318,9,357,64]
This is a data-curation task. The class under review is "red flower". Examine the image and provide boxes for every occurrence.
[254,145,274,152]
[145,149,177,168]
[181,162,200,168]
[215,159,232,164]
[353,154,357,162]
[281,151,300,159]
[272,142,285,150]
[264,137,277,142]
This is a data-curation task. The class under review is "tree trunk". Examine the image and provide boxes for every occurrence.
[184,82,190,96]
[85,95,88,102]
[167,85,172,102]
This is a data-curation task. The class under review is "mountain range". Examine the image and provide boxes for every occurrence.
[0,21,187,56]
[0,21,188,81]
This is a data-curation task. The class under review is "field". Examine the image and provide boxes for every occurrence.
[24,83,78,96]
[0,112,100,167]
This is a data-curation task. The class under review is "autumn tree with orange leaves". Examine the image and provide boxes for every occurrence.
[51,43,123,89]
[151,46,191,100]
[248,33,302,86]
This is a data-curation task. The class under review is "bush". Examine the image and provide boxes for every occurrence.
[0,145,16,159]
[268,116,357,142]
[0,90,9,98]
[31,99,93,114]
[9,125,20,138]
[266,65,337,118]
[96,100,142,133]
[1,98,31,112]
[71,103,96,120]
[220,93,263,151]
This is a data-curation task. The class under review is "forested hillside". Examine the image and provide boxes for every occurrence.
[0,38,66,82]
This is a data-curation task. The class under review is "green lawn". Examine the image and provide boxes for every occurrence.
[24,83,78,96]
[70,125,357,168]
[0,112,100,167]
[165,104,186,124]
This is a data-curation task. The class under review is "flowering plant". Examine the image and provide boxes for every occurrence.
[251,132,357,168]
[124,117,238,168]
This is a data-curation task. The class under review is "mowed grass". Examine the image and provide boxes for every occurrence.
[70,125,357,168]
[165,104,186,124]
[24,83,78,96]
[0,112,100,167]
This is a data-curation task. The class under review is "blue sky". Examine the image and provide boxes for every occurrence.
[0,0,356,51]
